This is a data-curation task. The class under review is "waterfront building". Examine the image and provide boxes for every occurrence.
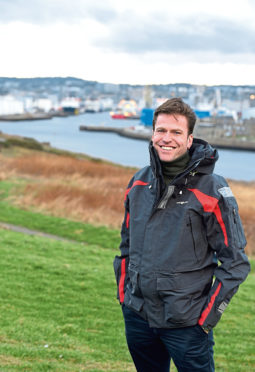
[0,95,24,115]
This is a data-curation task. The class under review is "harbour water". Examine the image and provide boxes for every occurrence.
[0,112,254,181]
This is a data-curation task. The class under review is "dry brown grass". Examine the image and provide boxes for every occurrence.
[0,152,135,228]
[0,151,254,255]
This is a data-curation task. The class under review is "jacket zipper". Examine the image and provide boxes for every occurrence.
[153,158,203,210]
[157,185,175,209]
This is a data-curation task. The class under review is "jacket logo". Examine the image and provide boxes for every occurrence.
[218,187,234,198]
[176,201,188,204]
[217,301,228,314]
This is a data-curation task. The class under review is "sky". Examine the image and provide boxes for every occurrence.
[1,0,255,86]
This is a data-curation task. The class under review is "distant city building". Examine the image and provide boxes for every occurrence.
[0,95,24,115]
[1,77,255,122]
[84,99,101,113]
[33,98,54,112]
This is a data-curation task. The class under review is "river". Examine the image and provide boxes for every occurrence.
[0,112,254,181]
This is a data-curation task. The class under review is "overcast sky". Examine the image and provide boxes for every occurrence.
[1,0,255,85]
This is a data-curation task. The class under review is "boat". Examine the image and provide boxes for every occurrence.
[110,111,140,119]
[110,112,126,119]
[110,99,140,119]
[60,98,80,115]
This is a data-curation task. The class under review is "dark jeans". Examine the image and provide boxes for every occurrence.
[122,305,215,372]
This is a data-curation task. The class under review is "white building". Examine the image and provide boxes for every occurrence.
[100,98,114,111]
[0,95,24,115]
[84,99,101,113]
[33,98,54,112]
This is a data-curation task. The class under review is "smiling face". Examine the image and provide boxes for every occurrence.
[152,113,193,162]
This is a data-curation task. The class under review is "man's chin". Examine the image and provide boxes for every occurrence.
[159,154,175,162]
[157,149,176,161]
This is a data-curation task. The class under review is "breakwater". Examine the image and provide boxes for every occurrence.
[79,125,255,152]
[0,111,69,121]
[79,124,152,141]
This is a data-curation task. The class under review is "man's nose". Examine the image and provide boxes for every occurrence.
[162,131,172,141]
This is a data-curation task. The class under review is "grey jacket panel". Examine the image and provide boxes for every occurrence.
[114,138,250,330]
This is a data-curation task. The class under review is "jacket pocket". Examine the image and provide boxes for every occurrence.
[124,291,144,312]
[187,213,208,264]
[128,265,142,296]
[157,272,211,325]
[223,197,247,248]
[124,265,144,312]
[231,206,247,248]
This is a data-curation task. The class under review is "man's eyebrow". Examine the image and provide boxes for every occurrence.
[155,126,183,132]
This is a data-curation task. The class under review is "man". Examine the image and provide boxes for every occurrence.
[113,98,250,372]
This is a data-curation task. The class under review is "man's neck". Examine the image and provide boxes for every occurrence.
[161,151,190,185]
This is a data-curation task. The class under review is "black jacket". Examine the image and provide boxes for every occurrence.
[114,138,250,330]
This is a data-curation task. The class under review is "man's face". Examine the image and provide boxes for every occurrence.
[152,113,193,162]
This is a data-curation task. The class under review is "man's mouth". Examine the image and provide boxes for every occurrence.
[160,146,175,151]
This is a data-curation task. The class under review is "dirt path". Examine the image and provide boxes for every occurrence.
[0,221,82,244]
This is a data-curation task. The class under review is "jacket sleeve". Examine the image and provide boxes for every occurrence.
[113,179,133,304]
[198,184,250,330]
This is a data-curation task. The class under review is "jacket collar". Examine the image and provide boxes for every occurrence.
[149,138,219,179]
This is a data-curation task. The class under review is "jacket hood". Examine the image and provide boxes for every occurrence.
[189,138,219,174]
[149,138,219,179]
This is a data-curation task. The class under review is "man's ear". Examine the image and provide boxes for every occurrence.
[187,134,193,149]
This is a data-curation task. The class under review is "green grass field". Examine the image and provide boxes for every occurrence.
[0,180,254,371]
[0,228,133,371]
[0,227,254,372]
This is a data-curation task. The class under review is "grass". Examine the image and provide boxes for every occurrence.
[0,183,120,250]
[213,260,255,371]
[0,226,254,371]
[0,228,134,371]
[0,149,134,228]
[0,163,122,249]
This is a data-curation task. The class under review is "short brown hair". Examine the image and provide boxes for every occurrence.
[152,97,196,135]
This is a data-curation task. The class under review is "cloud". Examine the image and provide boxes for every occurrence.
[0,0,255,85]
[94,14,255,57]
[1,0,254,60]
[0,0,116,24]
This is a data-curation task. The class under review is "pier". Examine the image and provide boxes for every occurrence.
[0,111,70,121]
[79,125,152,141]
[79,125,255,152]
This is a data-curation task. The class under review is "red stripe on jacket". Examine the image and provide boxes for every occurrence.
[198,282,222,325]
[188,188,228,246]
[119,258,126,303]
[126,212,130,229]
[124,180,149,201]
